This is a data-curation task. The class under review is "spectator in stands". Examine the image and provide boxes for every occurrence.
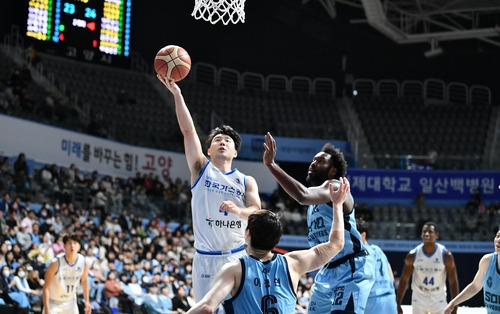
[425,148,438,169]
[0,192,11,213]
[16,222,32,251]
[6,210,20,230]
[5,228,18,245]
[12,243,26,263]
[29,222,41,246]
[13,153,29,193]
[0,159,14,191]
[0,210,7,236]
[172,285,190,313]
[14,264,43,308]
[27,233,54,266]
[159,285,173,312]
[20,210,37,234]
[126,274,144,305]
[415,190,426,209]
[104,270,123,312]
[296,288,309,313]
[117,209,130,233]
[143,284,166,314]
[39,164,55,195]
[51,213,63,235]
[186,286,196,308]
[26,266,44,292]
[37,202,51,225]
[51,234,65,256]
[0,241,8,264]
[58,204,72,227]
[0,265,16,306]
[466,187,484,217]
[8,265,35,310]
[26,44,40,65]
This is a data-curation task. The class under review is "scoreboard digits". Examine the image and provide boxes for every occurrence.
[26,0,132,66]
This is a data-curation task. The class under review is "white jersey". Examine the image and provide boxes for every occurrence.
[49,253,87,303]
[191,161,248,252]
[411,243,447,296]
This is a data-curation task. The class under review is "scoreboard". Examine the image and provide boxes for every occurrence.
[26,0,132,66]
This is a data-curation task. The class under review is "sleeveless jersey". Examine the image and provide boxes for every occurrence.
[223,254,296,314]
[307,199,365,263]
[49,253,86,302]
[483,252,500,314]
[191,161,248,251]
[366,243,395,297]
[411,243,447,295]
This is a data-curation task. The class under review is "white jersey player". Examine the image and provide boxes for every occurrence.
[158,76,261,306]
[43,234,91,314]
[397,222,459,314]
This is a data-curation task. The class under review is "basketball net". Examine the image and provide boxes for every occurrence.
[192,0,246,25]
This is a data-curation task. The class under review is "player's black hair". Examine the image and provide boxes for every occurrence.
[321,143,347,178]
[206,125,242,152]
[422,221,439,233]
[63,233,81,245]
[247,210,283,251]
[356,218,369,237]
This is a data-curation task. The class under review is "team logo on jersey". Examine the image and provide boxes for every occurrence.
[235,178,241,185]
[487,276,493,288]
[206,218,214,227]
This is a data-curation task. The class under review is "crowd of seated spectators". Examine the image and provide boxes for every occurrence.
[0,152,314,314]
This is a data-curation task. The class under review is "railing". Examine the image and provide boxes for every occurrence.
[353,77,491,105]
[191,62,336,95]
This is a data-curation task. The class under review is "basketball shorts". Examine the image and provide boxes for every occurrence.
[192,248,247,304]
[366,292,397,314]
[43,297,79,314]
[308,254,375,313]
[411,290,447,314]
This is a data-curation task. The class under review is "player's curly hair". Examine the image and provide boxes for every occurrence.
[321,143,347,178]
[247,210,283,251]
[205,125,242,152]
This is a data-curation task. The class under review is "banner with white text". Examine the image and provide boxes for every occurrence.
[0,114,279,193]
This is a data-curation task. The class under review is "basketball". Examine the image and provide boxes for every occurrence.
[154,45,191,82]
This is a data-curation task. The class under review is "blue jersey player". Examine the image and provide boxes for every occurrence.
[445,227,500,314]
[263,132,375,313]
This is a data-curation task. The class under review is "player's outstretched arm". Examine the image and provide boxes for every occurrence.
[396,252,415,314]
[285,178,349,284]
[264,132,317,204]
[444,253,491,314]
[157,75,207,179]
[264,132,353,211]
[186,262,240,314]
[444,249,460,312]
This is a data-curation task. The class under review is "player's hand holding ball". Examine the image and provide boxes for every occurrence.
[154,45,191,82]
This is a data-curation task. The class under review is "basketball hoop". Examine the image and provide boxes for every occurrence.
[192,0,246,25]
